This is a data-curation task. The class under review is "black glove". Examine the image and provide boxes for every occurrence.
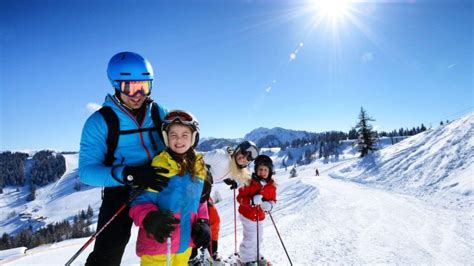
[223,178,238,190]
[142,209,180,243]
[123,164,170,191]
[192,219,211,249]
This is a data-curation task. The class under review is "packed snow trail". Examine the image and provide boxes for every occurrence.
[216,165,473,265]
[3,165,472,265]
[281,174,472,264]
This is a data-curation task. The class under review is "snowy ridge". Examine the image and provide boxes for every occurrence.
[245,127,315,146]
[331,112,474,208]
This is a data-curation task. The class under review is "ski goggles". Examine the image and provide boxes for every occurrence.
[119,80,151,97]
[236,146,258,162]
[242,149,258,162]
[163,110,198,128]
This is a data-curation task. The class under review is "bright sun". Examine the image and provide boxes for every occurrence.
[313,0,350,21]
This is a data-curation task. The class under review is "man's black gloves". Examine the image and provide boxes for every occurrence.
[223,178,238,190]
[142,209,180,243]
[123,164,170,191]
[192,219,211,249]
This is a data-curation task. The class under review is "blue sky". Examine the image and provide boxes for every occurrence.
[1,0,472,151]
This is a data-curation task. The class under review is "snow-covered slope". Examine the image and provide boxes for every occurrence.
[0,154,102,235]
[2,161,472,265]
[1,113,473,264]
[331,112,474,208]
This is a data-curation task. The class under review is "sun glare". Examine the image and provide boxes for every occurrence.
[313,0,350,21]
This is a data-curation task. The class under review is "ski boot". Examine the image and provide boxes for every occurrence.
[223,253,240,266]
[242,257,271,266]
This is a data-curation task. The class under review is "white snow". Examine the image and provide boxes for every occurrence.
[331,112,474,209]
[0,154,102,235]
[0,247,27,261]
[1,113,473,265]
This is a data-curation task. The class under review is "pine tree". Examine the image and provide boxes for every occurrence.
[1,233,10,250]
[355,107,378,157]
[348,128,358,140]
[420,123,427,132]
[26,183,36,202]
[398,127,404,136]
[86,205,94,219]
[318,142,324,158]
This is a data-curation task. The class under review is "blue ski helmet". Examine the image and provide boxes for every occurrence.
[107,52,154,90]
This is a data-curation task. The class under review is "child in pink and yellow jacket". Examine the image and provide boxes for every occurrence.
[129,110,210,265]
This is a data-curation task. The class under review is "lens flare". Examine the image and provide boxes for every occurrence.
[313,0,350,21]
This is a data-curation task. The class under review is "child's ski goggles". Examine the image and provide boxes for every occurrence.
[119,80,151,97]
[163,110,199,129]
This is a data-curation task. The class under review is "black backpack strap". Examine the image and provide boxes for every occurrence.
[99,106,119,166]
[200,164,214,203]
[149,101,164,151]
[99,102,163,166]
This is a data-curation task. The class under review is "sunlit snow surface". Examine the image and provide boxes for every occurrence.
[1,113,473,265]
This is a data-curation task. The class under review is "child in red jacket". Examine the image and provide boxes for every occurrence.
[236,155,276,264]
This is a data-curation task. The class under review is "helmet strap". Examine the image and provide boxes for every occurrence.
[162,125,198,148]
[234,153,247,169]
[252,173,264,182]
[191,131,198,147]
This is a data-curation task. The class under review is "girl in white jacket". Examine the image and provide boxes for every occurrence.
[198,141,259,262]
[203,141,258,188]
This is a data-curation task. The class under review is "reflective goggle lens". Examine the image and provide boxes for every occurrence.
[164,111,194,123]
[243,149,258,161]
[120,80,151,97]
[241,146,258,162]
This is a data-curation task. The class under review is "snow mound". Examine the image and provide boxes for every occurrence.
[331,112,474,208]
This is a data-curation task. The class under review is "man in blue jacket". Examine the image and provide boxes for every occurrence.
[79,51,170,265]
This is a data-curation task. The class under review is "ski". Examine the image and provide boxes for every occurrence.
[222,253,271,266]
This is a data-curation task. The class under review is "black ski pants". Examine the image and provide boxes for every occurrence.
[85,186,132,266]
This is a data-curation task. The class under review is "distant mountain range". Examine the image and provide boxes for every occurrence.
[197,127,321,151]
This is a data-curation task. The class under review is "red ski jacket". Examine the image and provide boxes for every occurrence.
[208,198,221,241]
[237,178,277,221]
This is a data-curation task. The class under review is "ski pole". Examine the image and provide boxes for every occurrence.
[256,207,260,264]
[268,211,293,266]
[65,187,144,266]
[166,237,171,266]
[233,189,238,255]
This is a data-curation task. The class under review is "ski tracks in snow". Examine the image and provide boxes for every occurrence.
[286,174,474,265]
